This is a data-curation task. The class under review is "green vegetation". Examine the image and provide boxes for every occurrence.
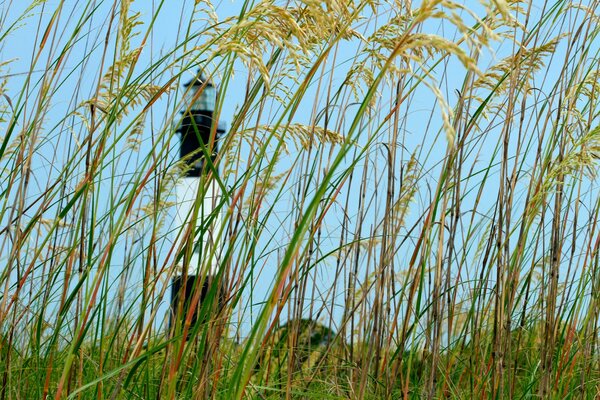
[1,0,600,398]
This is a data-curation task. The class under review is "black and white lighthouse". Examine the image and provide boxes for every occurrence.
[170,70,225,332]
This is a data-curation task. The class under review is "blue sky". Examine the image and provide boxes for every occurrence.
[2,0,599,341]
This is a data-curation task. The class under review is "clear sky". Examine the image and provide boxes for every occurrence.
[2,0,598,339]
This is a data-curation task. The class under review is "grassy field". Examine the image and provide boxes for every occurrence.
[2,0,600,398]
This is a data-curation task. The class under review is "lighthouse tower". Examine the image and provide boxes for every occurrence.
[170,71,225,331]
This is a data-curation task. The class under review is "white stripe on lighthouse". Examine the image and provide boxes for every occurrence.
[175,176,221,276]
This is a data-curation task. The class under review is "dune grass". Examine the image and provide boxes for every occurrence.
[2,0,600,398]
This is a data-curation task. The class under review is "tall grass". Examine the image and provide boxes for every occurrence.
[1,0,600,398]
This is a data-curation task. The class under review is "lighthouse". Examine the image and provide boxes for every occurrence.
[170,70,225,333]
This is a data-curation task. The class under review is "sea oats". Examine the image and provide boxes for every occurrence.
[235,123,345,152]
[474,36,564,94]
[391,153,419,232]
[4,1,600,397]
[193,0,219,26]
